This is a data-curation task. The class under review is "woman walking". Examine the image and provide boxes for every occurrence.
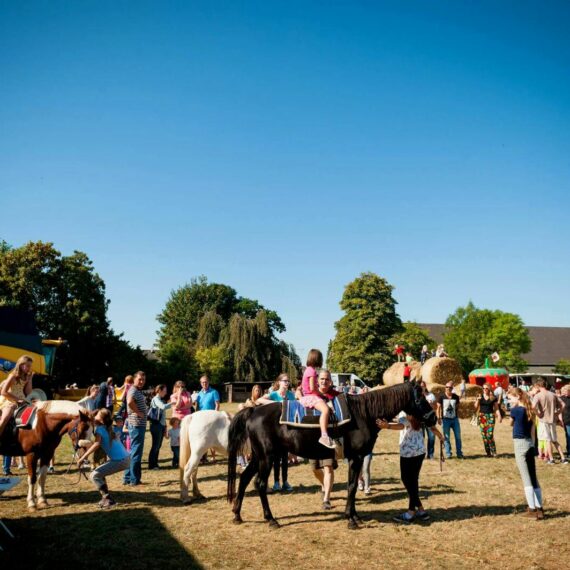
[475,383,502,457]
[508,387,544,519]
[148,384,172,470]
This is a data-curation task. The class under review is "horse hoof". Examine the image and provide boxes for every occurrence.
[232,515,243,525]
[28,505,37,513]
[37,501,49,510]
[268,519,280,529]
[182,498,193,505]
[194,494,206,502]
[347,519,359,530]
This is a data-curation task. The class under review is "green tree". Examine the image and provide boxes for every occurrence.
[388,322,435,360]
[328,272,402,381]
[553,359,570,375]
[0,241,117,383]
[195,345,228,383]
[444,302,531,373]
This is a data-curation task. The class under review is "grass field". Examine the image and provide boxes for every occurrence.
[1,405,569,569]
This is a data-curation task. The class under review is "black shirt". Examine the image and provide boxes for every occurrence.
[561,396,570,425]
[478,396,496,415]
[437,392,460,419]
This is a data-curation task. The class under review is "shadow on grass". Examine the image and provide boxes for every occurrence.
[0,507,204,569]
[456,453,515,460]
[47,488,184,508]
[362,484,463,505]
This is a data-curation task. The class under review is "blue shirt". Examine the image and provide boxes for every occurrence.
[510,406,533,439]
[95,426,130,461]
[196,387,220,410]
[269,390,295,402]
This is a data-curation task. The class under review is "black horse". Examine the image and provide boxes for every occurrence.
[227,381,436,529]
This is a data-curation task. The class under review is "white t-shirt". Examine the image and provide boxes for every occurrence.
[397,412,425,458]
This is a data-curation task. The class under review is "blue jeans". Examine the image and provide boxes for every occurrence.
[148,421,164,469]
[2,455,11,474]
[124,424,146,485]
[442,417,463,458]
[424,427,435,458]
[565,425,570,457]
[171,446,180,468]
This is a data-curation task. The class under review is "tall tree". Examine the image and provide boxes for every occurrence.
[444,302,531,373]
[328,272,402,381]
[0,241,142,384]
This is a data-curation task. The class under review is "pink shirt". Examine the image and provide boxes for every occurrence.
[301,366,318,396]
[170,390,193,420]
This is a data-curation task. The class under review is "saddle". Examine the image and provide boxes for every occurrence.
[279,394,351,428]
[14,403,37,429]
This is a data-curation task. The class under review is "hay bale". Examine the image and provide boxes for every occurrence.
[382,362,422,386]
[465,384,483,398]
[420,357,464,388]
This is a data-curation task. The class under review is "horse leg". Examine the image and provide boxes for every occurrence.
[232,458,258,524]
[26,454,38,511]
[257,457,279,528]
[345,457,364,530]
[36,457,50,508]
[187,449,204,501]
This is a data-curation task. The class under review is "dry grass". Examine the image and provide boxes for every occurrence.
[1,404,569,569]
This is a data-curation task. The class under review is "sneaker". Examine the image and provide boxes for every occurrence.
[272,481,281,492]
[364,488,372,495]
[546,460,556,465]
[560,459,569,465]
[3,471,13,477]
[322,500,332,510]
[318,435,336,449]
[282,482,293,492]
[357,480,364,492]
[520,508,536,518]
[99,496,116,509]
[393,512,415,524]
[416,510,431,521]
[457,455,465,459]
[536,508,544,520]
[47,466,55,474]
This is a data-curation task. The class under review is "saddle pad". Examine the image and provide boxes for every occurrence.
[15,404,37,428]
[279,394,351,428]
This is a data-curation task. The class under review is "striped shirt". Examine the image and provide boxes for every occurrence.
[127,386,147,428]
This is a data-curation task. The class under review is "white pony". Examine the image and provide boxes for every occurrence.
[179,410,232,504]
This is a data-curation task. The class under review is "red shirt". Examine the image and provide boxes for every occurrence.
[404,365,411,377]
[319,388,340,401]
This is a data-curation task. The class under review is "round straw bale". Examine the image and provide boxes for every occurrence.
[465,384,483,398]
[382,361,422,386]
[420,357,463,388]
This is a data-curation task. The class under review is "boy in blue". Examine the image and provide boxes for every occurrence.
[80,408,130,509]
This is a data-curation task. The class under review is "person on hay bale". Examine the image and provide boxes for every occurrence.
[394,344,405,362]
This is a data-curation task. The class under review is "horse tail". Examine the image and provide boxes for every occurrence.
[179,415,192,477]
[227,407,255,504]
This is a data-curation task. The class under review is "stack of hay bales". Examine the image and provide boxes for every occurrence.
[382,361,422,386]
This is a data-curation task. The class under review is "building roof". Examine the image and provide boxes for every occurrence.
[418,324,570,368]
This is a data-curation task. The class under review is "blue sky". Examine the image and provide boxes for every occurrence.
[1,1,569,361]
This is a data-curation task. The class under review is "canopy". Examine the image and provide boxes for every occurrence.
[469,367,509,389]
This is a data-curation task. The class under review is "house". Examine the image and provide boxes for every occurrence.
[418,324,570,374]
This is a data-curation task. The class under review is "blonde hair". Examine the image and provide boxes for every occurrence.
[508,387,533,421]
[97,408,115,442]
[482,383,495,401]
[10,355,33,382]
[86,384,99,397]
[251,384,262,401]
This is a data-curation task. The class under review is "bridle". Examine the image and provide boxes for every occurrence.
[65,416,91,483]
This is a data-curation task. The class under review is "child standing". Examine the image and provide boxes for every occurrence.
[377,413,444,524]
[167,417,181,468]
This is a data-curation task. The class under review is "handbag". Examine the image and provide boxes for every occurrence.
[470,413,478,427]
[147,404,161,422]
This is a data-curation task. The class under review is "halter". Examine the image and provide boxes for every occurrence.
[65,416,91,484]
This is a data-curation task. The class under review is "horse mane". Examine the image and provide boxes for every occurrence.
[35,400,85,416]
[347,383,412,422]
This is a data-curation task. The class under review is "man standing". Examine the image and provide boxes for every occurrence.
[437,382,464,459]
[310,369,339,511]
[195,375,220,411]
[532,378,567,464]
[94,377,114,411]
[123,371,148,486]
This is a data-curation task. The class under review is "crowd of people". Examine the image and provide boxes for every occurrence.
[1,350,569,523]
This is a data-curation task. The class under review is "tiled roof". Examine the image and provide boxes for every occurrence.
[418,324,570,367]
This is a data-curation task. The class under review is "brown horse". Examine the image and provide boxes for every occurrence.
[0,400,92,510]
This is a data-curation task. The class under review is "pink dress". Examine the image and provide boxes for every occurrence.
[170,391,193,421]
[300,366,322,408]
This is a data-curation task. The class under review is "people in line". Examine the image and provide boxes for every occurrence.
[508,387,544,519]
[170,380,193,421]
[299,349,335,449]
[377,411,444,524]
[437,382,463,459]
[148,384,172,470]
[81,408,130,509]
[475,383,502,457]
[123,371,148,486]
[0,355,34,439]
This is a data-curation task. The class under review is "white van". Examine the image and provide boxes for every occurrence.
[330,373,369,394]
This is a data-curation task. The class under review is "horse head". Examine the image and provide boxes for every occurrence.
[404,381,436,427]
[66,410,94,449]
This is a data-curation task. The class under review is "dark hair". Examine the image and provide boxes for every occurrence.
[409,416,421,431]
[534,377,546,388]
[154,384,167,396]
[306,349,323,368]
[97,409,115,441]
